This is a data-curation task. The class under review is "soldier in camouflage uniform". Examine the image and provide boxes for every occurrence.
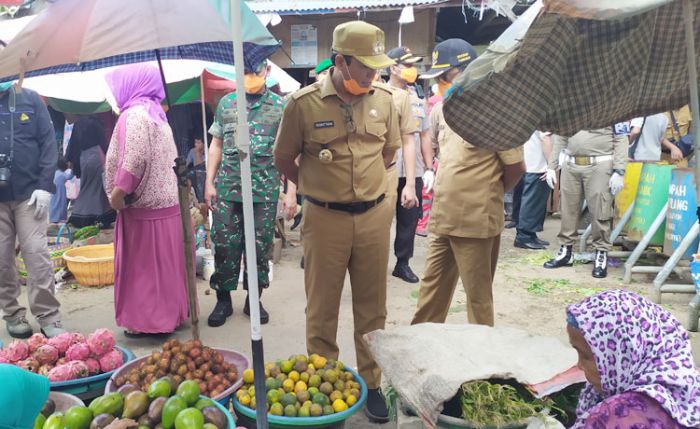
[204,59,284,327]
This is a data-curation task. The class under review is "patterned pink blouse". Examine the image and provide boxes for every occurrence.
[105,106,179,210]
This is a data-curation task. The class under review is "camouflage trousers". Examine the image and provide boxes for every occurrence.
[210,200,276,292]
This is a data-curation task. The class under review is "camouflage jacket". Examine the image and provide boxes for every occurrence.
[209,89,284,202]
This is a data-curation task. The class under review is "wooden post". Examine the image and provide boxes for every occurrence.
[174,157,200,340]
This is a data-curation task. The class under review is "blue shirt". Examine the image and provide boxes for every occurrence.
[50,169,73,223]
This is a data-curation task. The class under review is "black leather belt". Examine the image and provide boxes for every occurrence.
[306,194,385,214]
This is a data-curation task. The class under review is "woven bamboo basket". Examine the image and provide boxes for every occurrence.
[62,244,114,287]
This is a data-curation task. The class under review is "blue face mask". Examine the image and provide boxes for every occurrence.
[0,81,14,92]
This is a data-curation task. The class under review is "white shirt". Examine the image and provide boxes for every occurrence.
[524,131,548,173]
[631,113,668,161]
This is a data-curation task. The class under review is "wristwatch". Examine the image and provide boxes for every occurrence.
[613,169,625,176]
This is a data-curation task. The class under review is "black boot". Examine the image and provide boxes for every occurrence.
[543,245,573,268]
[244,289,269,324]
[592,250,608,278]
[365,388,389,423]
[392,260,419,283]
[207,290,233,327]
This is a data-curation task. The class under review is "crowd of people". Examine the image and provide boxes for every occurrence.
[0,16,699,428]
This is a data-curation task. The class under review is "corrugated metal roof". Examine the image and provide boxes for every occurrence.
[247,0,448,14]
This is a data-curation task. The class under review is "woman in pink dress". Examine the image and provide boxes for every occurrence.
[104,64,189,336]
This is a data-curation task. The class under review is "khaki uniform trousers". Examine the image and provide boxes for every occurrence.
[412,233,501,326]
[302,198,393,389]
[0,200,61,326]
[558,160,614,251]
[386,166,399,209]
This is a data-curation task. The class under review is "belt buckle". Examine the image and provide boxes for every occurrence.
[574,157,589,166]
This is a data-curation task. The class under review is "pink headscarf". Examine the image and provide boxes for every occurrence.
[105,63,167,124]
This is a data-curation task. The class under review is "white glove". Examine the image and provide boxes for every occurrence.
[422,170,435,193]
[609,172,624,196]
[545,169,558,189]
[27,190,52,220]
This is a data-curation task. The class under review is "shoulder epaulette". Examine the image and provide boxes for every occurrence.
[291,82,321,100]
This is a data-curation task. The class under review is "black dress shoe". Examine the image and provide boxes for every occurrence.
[365,388,389,423]
[392,264,419,283]
[534,238,550,246]
[592,250,608,278]
[207,295,233,327]
[244,293,269,324]
[505,221,517,229]
[544,245,573,268]
[514,239,546,250]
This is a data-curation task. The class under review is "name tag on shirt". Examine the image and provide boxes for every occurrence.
[314,121,334,129]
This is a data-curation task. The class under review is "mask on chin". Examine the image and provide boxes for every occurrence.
[341,62,370,96]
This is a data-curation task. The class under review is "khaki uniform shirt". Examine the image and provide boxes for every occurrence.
[274,71,401,203]
[429,102,523,239]
[665,105,692,140]
[549,128,627,171]
[397,92,429,178]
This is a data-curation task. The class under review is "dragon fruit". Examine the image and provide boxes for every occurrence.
[47,332,74,354]
[48,363,75,382]
[65,343,90,362]
[16,358,41,373]
[87,329,116,357]
[0,352,9,364]
[6,340,30,362]
[98,348,123,373]
[48,361,89,382]
[70,332,86,346]
[84,358,100,375]
[38,364,54,376]
[27,333,47,353]
[34,344,59,365]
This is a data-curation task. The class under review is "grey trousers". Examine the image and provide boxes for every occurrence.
[0,199,61,326]
[558,160,614,251]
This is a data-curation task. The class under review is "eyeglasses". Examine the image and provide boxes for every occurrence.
[340,103,356,134]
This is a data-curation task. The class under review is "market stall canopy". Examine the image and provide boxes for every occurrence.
[18,60,300,114]
[442,0,699,150]
[0,0,279,81]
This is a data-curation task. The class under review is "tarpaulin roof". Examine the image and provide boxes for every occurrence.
[443,0,699,150]
[247,0,448,14]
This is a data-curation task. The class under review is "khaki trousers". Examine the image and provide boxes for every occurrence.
[412,233,500,326]
[558,160,614,251]
[302,198,392,389]
[0,200,61,326]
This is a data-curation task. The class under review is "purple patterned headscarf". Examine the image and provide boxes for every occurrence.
[105,64,167,124]
[567,289,700,428]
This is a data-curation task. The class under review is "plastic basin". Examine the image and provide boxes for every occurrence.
[50,346,135,402]
[105,348,250,406]
[48,391,85,412]
[232,366,368,429]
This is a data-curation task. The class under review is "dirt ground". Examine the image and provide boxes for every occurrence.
[1,216,698,428]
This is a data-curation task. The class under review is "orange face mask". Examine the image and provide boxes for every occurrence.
[399,67,418,84]
[341,63,370,95]
[437,80,451,97]
[244,73,266,94]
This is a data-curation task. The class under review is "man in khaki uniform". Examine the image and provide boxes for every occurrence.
[411,39,525,327]
[383,76,417,214]
[274,21,400,423]
[543,129,627,278]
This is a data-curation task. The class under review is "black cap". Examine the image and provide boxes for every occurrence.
[386,46,422,65]
[420,39,477,79]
